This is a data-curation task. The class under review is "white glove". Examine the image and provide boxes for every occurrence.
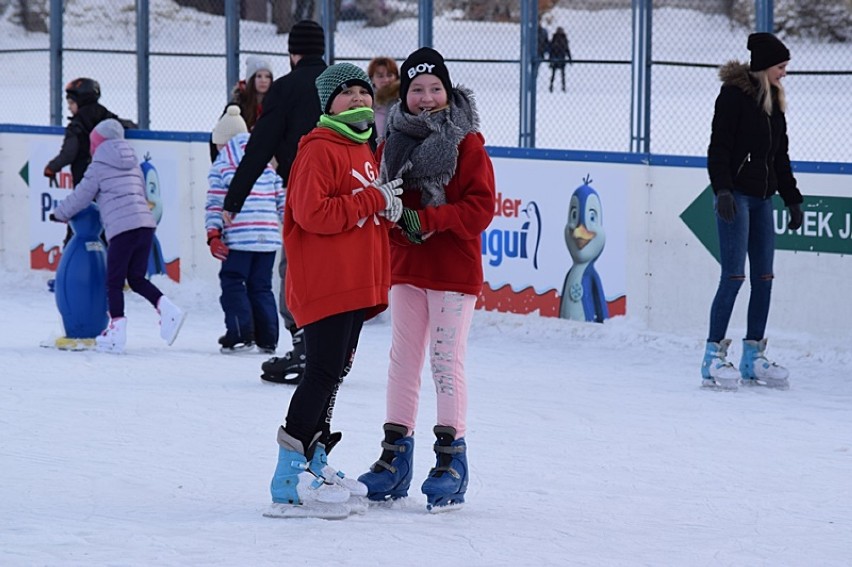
[380,196,403,222]
[372,178,403,222]
[372,178,403,209]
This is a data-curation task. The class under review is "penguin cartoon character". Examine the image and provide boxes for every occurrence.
[559,175,609,323]
[140,153,167,276]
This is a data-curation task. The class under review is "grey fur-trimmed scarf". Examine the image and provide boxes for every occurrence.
[379,86,480,207]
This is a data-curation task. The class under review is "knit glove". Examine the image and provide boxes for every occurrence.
[787,203,803,230]
[371,178,403,218]
[715,189,736,223]
[397,208,423,244]
[206,228,229,261]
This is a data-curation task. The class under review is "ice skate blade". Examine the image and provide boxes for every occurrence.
[701,378,739,392]
[260,372,303,385]
[263,502,350,520]
[741,378,790,391]
[220,344,255,355]
[426,498,466,514]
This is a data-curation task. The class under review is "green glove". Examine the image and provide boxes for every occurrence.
[398,208,423,244]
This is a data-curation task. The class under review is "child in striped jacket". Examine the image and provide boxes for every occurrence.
[206,106,285,353]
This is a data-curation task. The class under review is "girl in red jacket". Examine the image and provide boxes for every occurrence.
[266,63,403,519]
[358,48,497,512]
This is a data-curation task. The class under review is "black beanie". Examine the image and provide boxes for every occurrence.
[288,20,325,56]
[399,47,452,114]
[748,32,790,72]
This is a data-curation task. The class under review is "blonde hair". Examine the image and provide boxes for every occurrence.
[753,70,786,115]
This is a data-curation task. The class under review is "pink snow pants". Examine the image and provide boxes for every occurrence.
[386,284,476,438]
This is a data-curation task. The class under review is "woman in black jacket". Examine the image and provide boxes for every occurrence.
[701,33,803,391]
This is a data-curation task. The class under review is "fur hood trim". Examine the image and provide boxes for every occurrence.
[718,60,758,99]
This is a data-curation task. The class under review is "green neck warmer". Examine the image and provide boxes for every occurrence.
[318,107,374,143]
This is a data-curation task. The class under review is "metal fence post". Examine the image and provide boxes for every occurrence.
[755,0,774,33]
[49,0,63,126]
[518,0,536,148]
[136,0,150,129]
[225,0,239,103]
[419,0,433,48]
[320,0,335,63]
[630,0,651,154]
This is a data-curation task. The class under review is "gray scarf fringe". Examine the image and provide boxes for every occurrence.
[379,85,480,207]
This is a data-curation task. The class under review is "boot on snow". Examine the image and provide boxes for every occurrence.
[218,334,255,354]
[264,427,351,519]
[701,339,741,391]
[157,295,186,346]
[261,328,305,384]
[740,338,790,390]
[96,317,127,354]
[357,423,414,502]
[421,426,468,512]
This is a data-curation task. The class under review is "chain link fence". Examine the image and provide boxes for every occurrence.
[1,0,850,162]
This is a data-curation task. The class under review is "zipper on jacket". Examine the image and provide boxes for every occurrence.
[736,152,751,177]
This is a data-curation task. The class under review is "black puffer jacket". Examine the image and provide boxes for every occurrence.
[224,56,327,213]
[707,61,802,206]
[47,102,120,185]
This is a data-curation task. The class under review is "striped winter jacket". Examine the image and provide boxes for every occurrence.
[206,133,284,252]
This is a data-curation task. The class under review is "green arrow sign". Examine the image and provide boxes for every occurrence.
[681,185,852,263]
[19,161,28,185]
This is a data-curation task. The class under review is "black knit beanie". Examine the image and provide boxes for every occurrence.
[399,47,452,114]
[288,20,325,56]
[748,32,790,72]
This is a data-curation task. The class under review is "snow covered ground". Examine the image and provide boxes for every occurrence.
[1,269,850,566]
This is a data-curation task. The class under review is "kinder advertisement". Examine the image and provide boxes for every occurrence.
[481,158,628,321]
[28,138,182,281]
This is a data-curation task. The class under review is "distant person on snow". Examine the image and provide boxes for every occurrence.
[548,27,573,93]
[49,119,186,354]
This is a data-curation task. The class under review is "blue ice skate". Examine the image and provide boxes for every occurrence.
[357,423,414,501]
[421,426,467,512]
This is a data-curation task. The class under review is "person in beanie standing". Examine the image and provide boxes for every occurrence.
[208,56,275,162]
[49,119,186,354]
[207,106,285,354]
[265,63,403,518]
[701,32,803,391]
[223,20,327,385]
[357,47,496,512]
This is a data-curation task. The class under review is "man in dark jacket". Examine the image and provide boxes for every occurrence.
[223,20,327,385]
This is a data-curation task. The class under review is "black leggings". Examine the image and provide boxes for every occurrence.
[284,308,365,453]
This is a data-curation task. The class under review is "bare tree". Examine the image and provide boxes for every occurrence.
[16,0,49,33]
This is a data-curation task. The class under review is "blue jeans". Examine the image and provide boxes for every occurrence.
[219,250,278,348]
[707,192,775,343]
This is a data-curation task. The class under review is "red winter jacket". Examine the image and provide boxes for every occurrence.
[382,132,496,295]
[283,127,391,327]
